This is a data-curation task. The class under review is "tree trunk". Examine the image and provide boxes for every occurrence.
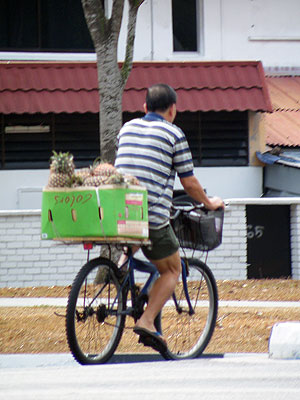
[81,0,144,272]
[96,52,124,164]
[81,0,144,163]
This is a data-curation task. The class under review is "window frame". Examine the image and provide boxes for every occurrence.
[171,0,204,55]
[0,0,94,53]
[0,113,100,170]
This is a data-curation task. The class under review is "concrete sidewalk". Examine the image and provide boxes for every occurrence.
[0,297,299,308]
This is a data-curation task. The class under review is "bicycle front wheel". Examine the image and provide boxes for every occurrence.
[161,258,218,360]
[66,257,126,365]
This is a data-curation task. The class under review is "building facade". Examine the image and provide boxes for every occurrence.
[1,0,300,282]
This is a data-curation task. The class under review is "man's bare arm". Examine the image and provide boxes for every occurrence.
[179,175,224,210]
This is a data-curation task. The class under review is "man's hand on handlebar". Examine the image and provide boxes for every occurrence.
[204,196,225,211]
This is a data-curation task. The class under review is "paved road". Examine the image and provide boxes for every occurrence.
[1,353,300,400]
[1,299,299,399]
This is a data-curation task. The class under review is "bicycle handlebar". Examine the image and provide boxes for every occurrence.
[171,201,225,213]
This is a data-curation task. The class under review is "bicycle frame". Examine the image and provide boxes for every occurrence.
[83,246,196,325]
[116,249,195,320]
[66,243,219,363]
[116,249,160,319]
[171,258,195,316]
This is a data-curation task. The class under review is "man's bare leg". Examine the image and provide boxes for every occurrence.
[117,245,140,268]
[134,250,181,335]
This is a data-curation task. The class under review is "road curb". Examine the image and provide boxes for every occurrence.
[269,322,300,359]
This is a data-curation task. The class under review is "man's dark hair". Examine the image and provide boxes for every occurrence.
[146,84,177,112]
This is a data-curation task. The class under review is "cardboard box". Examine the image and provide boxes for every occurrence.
[41,185,148,240]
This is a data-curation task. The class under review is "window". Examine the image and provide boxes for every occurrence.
[172,0,198,52]
[0,110,249,170]
[175,111,249,167]
[0,114,99,169]
[0,0,94,52]
[125,111,249,167]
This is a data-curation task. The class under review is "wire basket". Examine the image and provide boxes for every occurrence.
[170,204,224,251]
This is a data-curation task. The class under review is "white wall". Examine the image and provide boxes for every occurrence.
[176,166,263,199]
[126,0,300,67]
[216,0,300,67]
[0,166,262,211]
[1,0,300,68]
[0,170,49,210]
[189,167,263,199]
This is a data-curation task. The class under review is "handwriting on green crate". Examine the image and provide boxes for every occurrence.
[54,193,93,207]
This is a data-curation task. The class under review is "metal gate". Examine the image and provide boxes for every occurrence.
[246,205,291,278]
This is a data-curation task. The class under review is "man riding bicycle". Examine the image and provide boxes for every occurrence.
[115,83,224,351]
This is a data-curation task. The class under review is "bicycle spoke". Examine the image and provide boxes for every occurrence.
[66,257,126,365]
[160,259,218,360]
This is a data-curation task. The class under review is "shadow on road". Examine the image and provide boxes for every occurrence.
[0,353,225,369]
[108,353,224,364]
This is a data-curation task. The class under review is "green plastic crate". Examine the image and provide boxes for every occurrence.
[41,185,148,240]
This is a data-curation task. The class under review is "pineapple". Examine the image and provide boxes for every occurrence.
[105,173,125,185]
[75,167,90,182]
[48,172,72,188]
[46,153,135,188]
[83,175,106,187]
[94,162,117,177]
[47,151,75,188]
[81,158,121,187]
[50,151,75,176]
[69,174,84,187]
[124,174,140,185]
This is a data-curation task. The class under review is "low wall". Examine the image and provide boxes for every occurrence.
[0,199,299,287]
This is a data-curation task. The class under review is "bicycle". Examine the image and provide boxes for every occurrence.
[65,203,223,365]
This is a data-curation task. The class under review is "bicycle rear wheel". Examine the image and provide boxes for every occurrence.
[161,258,218,360]
[66,257,126,365]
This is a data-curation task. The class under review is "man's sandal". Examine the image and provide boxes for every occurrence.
[133,326,167,353]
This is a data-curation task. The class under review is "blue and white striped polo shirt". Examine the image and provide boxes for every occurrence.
[115,112,194,229]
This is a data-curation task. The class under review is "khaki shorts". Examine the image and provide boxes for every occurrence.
[142,224,179,261]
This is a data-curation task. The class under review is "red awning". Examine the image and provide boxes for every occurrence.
[0,61,272,114]
[265,76,300,147]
